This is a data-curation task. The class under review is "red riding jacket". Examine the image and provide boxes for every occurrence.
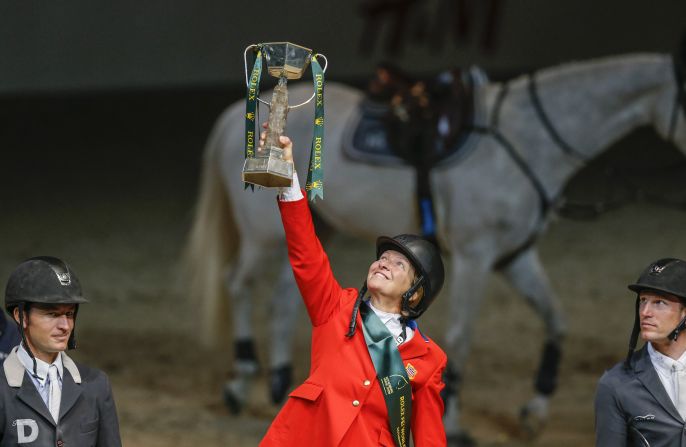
[259,197,447,446]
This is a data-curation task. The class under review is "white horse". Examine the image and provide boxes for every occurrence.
[186,53,686,443]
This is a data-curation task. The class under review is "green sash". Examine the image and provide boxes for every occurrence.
[360,303,412,447]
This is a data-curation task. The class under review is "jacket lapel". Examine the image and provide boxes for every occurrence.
[16,374,56,426]
[6,348,84,424]
[634,345,683,422]
[59,357,83,419]
[4,348,54,425]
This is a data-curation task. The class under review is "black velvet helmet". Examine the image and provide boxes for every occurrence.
[5,256,88,312]
[5,256,87,355]
[376,234,445,319]
[345,234,445,339]
[628,258,686,301]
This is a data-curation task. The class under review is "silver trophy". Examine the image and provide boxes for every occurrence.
[242,42,327,188]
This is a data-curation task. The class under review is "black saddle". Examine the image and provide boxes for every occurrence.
[343,67,486,168]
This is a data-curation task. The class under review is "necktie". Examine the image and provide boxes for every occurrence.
[48,365,61,423]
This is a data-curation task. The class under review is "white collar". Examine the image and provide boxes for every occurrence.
[17,343,64,383]
[367,301,414,344]
[648,342,686,372]
[368,301,402,324]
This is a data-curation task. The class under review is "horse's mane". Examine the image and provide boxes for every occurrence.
[513,53,672,87]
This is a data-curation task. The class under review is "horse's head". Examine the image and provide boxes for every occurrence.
[385,69,473,166]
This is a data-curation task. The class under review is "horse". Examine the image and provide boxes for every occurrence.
[186,52,686,443]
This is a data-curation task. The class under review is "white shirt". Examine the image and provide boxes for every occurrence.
[277,171,304,202]
[647,342,686,407]
[17,343,64,406]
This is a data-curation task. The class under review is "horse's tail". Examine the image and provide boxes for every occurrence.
[183,111,237,348]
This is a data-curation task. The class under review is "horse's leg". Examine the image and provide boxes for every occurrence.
[498,247,567,437]
[223,242,263,414]
[443,254,491,446]
[267,258,300,404]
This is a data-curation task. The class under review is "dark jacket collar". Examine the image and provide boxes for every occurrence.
[634,344,683,422]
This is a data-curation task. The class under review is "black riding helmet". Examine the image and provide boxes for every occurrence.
[376,234,445,319]
[5,256,88,374]
[624,258,686,368]
[347,234,445,338]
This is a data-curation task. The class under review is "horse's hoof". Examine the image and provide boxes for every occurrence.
[269,364,293,404]
[519,395,549,439]
[223,381,245,415]
[446,430,477,447]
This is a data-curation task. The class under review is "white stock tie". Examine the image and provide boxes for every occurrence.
[48,365,61,423]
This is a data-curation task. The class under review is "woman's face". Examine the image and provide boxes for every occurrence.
[367,250,416,302]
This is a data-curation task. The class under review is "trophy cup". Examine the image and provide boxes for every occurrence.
[243,42,328,199]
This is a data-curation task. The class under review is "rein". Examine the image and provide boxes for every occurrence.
[472,82,554,217]
[528,73,588,162]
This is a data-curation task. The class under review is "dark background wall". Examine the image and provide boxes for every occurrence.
[2,1,685,248]
[2,0,685,93]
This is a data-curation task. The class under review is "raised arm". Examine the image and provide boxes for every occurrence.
[263,130,343,326]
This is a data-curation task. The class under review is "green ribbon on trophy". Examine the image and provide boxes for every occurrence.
[244,44,263,191]
[360,303,412,447]
[305,57,324,201]
[242,42,328,201]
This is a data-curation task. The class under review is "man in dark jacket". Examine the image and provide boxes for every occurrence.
[595,258,686,447]
[0,256,121,446]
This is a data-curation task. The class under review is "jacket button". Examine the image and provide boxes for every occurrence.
[363,379,371,386]
[352,400,360,407]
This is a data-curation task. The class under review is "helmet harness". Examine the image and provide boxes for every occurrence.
[625,258,686,369]
[346,234,444,342]
[5,256,86,377]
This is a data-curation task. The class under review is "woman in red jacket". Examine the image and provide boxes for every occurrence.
[259,133,448,447]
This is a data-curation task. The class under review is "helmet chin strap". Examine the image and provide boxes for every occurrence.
[16,303,40,378]
[397,276,425,343]
[13,302,79,377]
[625,297,641,370]
[668,315,686,342]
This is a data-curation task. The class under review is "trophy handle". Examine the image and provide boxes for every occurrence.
[243,44,259,86]
[290,53,329,110]
[262,77,289,153]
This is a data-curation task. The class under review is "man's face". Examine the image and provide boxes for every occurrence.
[367,250,416,304]
[14,303,76,363]
[639,291,686,344]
